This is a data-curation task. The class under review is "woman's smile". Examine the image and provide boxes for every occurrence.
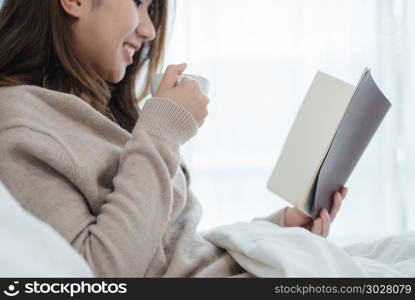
[122,43,136,65]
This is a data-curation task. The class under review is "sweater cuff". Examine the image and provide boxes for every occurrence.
[253,206,289,227]
[135,98,199,146]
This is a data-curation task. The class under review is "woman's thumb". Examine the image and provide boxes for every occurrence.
[159,63,187,89]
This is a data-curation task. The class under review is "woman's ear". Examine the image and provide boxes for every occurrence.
[59,0,89,19]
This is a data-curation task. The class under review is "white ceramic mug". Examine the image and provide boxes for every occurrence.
[151,73,210,96]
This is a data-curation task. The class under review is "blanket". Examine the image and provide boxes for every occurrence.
[204,220,415,277]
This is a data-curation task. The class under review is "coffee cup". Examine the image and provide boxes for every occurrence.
[151,72,210,96]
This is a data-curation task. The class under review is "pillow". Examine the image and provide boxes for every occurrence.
[0,181,93,277]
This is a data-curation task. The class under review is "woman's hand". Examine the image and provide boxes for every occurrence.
[153,63,210,127]
[284,187,348,238]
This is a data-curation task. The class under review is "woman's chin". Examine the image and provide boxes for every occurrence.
[105,69,126,84]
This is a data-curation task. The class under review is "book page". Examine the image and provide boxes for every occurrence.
[267,71,355,210]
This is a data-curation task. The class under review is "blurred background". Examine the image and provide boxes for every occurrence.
[163,0,415,245]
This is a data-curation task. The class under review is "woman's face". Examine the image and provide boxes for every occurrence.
[62,0,156,83]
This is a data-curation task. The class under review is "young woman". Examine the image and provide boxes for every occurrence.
[0,0,347,277]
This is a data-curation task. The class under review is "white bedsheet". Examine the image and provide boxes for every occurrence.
[0,182,93,277]
[204,220,415,277]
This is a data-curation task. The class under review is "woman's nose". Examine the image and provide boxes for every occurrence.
[136,11,156,42]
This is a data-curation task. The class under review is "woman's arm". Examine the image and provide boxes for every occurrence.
[0,98,198,277]
[254,188,347,238]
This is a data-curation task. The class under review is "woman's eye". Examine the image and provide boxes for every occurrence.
[133,0,142,7]
[132,0,155,19]
[148,2,156,18]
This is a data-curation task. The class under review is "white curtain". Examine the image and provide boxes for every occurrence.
[165,0,415,245]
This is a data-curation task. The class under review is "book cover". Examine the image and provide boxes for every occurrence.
[267,69,391,218]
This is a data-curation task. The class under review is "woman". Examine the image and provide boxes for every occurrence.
[0,0,347,277]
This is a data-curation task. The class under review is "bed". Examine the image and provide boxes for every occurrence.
[1,180,413,278]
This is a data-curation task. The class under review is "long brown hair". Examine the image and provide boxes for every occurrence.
[0,0,169,133]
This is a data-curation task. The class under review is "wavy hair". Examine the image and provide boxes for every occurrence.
[0,0,169,132]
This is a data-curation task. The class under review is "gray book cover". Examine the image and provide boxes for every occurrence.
[308,70,391,218]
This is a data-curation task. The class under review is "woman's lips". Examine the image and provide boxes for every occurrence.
[123,48,133,64]
[122,44,135,64]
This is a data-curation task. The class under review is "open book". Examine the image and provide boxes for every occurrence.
[267,68,391,218]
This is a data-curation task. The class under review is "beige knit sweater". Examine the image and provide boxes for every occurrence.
[0,85,286,277]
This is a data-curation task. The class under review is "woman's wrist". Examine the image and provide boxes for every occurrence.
[284,206,311,227]
[136,98,199,146]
